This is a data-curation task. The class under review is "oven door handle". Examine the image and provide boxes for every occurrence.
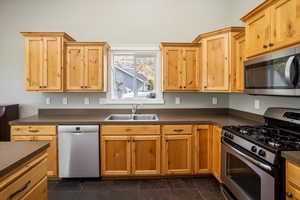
[223,141,272,172]
[285,56,298,87]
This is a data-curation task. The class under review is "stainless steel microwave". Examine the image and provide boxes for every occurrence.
[245,46,300,96]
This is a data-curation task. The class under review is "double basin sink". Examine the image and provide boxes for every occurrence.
[105,114,159,121]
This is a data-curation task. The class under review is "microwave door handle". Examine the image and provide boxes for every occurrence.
[285,56,296,87]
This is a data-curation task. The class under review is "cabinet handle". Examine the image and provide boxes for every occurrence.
[269,43,274,47]
[184,86,186,88]
[262,45,268,49]
[173,129,184,132]
[286,192,293,198]
[28,130,39,133]
[8,180,31,200]
[80,86,84,88]
[180,86,182,88]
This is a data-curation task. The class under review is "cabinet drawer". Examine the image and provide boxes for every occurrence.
[11,126,56,136]
[20,176,47,200]
[0,156,47,200]
[101,125,160,135]
[287,161,300,188]
[162,125,193,135]
[286,182,300,200]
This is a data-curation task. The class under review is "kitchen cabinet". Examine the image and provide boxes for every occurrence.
[0,153,48,200]
[194,27,244,92]
[21,32,75,91]
[11,125,58,177]
[101,125,161,176]
[286,160,300,199]
[162,125,193,175]
[212,125,222,182]
[242,0,300,58]
[194,125,212,174]
[65,42,109,92]
[161,43,201,91]
[232,31,245,92]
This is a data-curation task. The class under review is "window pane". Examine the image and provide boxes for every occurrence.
[112,51,158,100]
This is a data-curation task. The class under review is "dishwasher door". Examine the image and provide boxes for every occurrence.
[58,125,100,178]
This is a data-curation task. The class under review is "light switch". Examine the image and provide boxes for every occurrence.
[62,97,68,105]
[212,97,218,105]
[175,97,181,104]
[254,99,260,110]
[84,97,90,105]
[46,97,51,105]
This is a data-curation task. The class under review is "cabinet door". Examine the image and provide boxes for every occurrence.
[163,135,192,175]
[233,35,245,92]
[270,0,300,50]
[42,37,62,91]
[101,136,131,176]
[286,182,300,200]
[194,125,212,174]
[203,34,229,91]
[182,47,200,91]
[34,136,57,177]
[25,37,43,91]
[163,47,183,91]
[84,46,103,91]
[20,177,47,200]
[11,135,34,141]
[245,8,271,58]
[131,136,161,175]
[212,126,222,182]
[66,46,85,91]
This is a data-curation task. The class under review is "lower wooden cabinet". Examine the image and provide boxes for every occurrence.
[20,177,48,200]
[101,135,161,176]
[286,160,300,199]
[11,126,58,177]
[194,125,212,174]
[212,126,222,182]
[162,135,192,175]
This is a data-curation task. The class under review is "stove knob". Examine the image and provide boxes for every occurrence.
[224,132,229,137]
[258,150,266,157]
[251,146,257,153]
[229,134,234,140]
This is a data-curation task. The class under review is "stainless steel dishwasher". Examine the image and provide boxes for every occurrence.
[58,125,99,178]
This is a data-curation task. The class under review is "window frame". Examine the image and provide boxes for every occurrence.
[105,45,164,105]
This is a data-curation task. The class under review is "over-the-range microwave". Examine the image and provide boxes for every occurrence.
[245,46,300,96]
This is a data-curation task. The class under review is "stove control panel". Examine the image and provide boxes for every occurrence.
[222,130,275,164]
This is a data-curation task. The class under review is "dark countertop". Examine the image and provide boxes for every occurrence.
[9,108,264,127]
[0,142,50,177]
[282,151,300,166]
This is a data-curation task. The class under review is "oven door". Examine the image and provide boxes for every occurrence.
[221,139,275,200]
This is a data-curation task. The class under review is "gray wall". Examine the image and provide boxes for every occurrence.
[0,0,234,117]
[228,0,300,115]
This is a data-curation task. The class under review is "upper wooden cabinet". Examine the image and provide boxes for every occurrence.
[232,31,246,92]
[242,0,300,58]
[161,43,201,91]
[21,32,75,91]
[65,42,109,92]
[194,27,244,92]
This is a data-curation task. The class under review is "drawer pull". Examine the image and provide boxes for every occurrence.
[286,192,293,198]
[173,129,184,132]
[28,130,39,133]
[8,180,31,200]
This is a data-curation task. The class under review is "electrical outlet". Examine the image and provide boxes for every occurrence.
[46,97,51,105]
[254,99,260,110]
[84,97,90,105]
[175,97,181,105]
[212,97,218,105]
[62,97,68,105]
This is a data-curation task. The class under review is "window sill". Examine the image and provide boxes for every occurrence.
[101,99,165,105]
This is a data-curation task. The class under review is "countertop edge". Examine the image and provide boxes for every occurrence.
[282,151,300,166]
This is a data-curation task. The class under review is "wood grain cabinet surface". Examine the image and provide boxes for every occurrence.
[11,125,58,177]
[193,27,244,92]
[65,42,109,92]
[212,125,222,182]
[242,0,300,58]
[232,31,245,92]
[21,32,75,92]
[286,161,300,199]
[161,43,201,92]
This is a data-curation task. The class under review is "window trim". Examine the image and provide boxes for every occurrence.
[104,45,164,105]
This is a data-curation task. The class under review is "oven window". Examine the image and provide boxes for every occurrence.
[226,154,261,200]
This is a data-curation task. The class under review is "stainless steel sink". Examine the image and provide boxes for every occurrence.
[105,114,159,121]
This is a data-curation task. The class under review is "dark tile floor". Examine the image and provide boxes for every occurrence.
[48,177,224,200]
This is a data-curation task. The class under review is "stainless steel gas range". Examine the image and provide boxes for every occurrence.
[221,108,300,200]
